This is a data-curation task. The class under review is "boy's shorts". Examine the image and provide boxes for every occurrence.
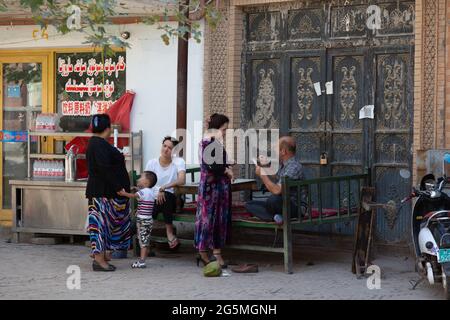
[136,217,153,248]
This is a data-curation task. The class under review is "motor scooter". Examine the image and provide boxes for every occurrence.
[401,154,450,299]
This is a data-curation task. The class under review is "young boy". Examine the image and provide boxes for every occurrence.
[118,171,157,268]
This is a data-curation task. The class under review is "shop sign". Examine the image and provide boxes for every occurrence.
[7,85,21,98]
[56,52,126,116]
[61,100,113,116]
[0,130,27,142]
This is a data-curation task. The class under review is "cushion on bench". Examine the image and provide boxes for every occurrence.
[180,202,358,224]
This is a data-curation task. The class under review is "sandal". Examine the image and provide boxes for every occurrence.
[168,237,180,249]
[213,253,228,269]
[231,264,259,273]
[196,252,216,267]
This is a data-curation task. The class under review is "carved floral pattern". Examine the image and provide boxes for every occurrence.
[340,66,357,121]
[252,68,277,128]
[382,59,405,126]
[249,13,279,42]
[297,67,314,121]
[385,184,400,229]
[332,6,366,35]
[290,12,321,39]
[379,3,415,33]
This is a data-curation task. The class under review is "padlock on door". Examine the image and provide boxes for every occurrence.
[320,152,328,165]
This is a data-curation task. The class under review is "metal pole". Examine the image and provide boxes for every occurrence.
[176,0,190,159]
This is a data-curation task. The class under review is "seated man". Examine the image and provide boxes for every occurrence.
[245,136,305,224]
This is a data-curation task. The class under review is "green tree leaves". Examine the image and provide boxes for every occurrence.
[2,0,222,49]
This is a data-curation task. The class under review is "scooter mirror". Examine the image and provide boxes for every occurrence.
[444,153,450,178]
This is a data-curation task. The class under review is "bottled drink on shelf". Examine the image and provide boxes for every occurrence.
[33,160,66,180]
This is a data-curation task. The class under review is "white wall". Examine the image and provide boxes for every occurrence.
[0,23,204,166]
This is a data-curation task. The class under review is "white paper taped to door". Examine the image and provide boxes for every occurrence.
[359,105,374,119]
[325,81,333,95]
[314,82,322,96]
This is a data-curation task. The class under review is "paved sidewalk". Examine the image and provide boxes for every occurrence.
[0,241,445,300]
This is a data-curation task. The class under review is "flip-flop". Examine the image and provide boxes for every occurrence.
[168,237,180,249]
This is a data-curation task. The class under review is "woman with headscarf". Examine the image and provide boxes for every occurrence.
[86,114,131,271]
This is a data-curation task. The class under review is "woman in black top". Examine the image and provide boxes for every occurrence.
[86,114,131,272]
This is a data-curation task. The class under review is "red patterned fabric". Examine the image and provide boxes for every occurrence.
[183,201,358,223]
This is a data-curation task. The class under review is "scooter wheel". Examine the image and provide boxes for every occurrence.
[442,266,450,300]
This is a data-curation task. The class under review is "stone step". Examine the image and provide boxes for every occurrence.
[30,237,62,245]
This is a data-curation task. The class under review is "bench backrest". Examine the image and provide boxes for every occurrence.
[281,172,371,223]
[186,167,201,183]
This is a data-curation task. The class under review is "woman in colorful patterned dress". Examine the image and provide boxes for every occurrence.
[195,113,233,268]
[86,114,131,272]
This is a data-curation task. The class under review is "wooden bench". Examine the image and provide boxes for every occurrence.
[146,167,371,273]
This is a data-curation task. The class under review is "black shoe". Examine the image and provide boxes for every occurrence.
[92,260,115,272]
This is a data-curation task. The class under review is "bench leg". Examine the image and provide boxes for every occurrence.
[283,221,293,274]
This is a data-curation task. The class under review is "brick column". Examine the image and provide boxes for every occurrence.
[436,0,446,149]
[203,0,230,128]
[226,3,244,130]
[413,0,424,184]
[446,0,450,148]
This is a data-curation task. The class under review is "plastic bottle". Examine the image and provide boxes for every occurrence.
[32,161,37,179]
[36,160,41,178]
[56,161,60,179]
[40,160,44,178]
[59,161,65,179]
[39,160,44,178]
[52,161,55,178]
[50,161,54,178]
[43,161,49,178]
[113,128,118,148]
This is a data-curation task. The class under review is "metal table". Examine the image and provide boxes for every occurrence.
[10,179,89,241]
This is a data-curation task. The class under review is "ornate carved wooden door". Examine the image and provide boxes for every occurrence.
[242,1,415,243]
[326,49,368,178]
[372,48,413,242]
[286,50,327,181]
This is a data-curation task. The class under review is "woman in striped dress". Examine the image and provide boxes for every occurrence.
[86,114,131,272]
[195,113,233,268]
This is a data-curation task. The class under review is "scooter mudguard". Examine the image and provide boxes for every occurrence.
[419,227,438,256]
